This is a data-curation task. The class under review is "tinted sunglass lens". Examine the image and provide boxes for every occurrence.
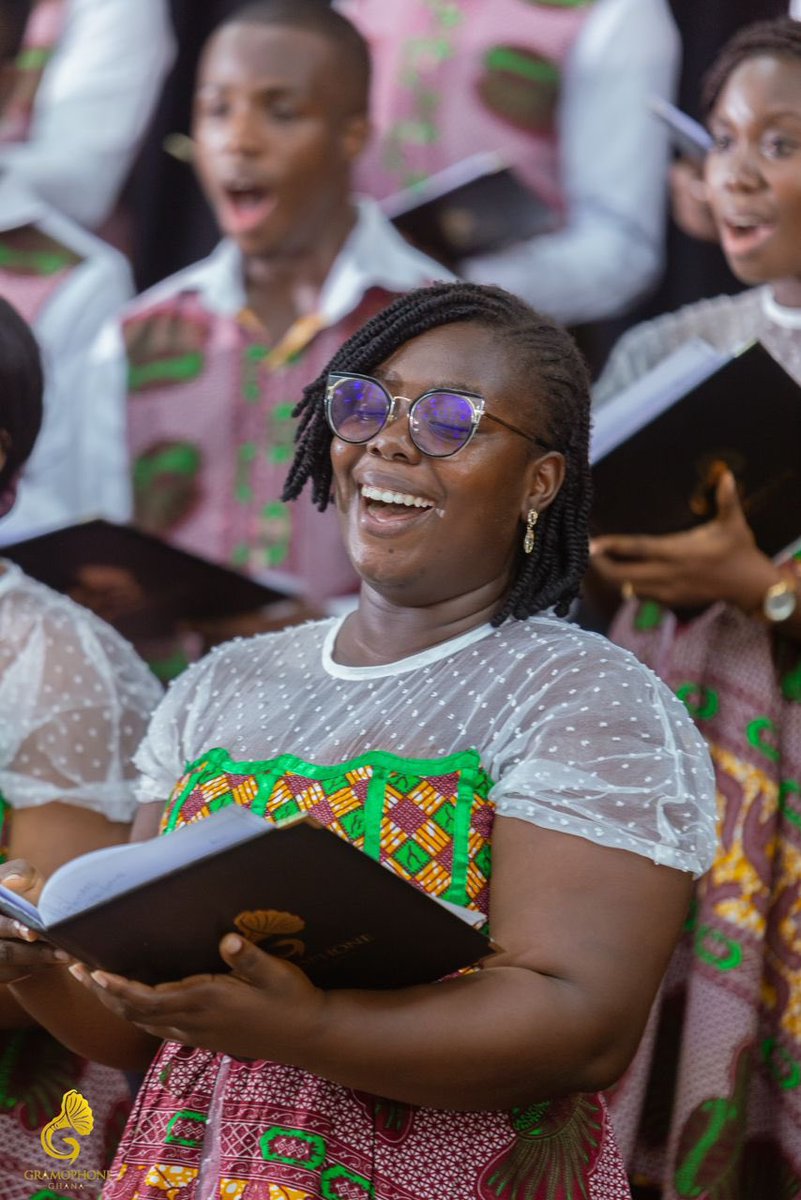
[328,377,390,442]
[411,392,474,456]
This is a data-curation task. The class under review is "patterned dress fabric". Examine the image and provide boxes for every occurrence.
[595,287,801,1198]
[0,562,162,1199]
[339,0,595,213]
[103,615,716,1199]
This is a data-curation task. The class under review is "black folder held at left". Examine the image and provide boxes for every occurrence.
[0,806,492,989]
[0,518,292,639]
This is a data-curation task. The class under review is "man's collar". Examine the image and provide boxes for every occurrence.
[319,196,447,323]
[179,197,446,325]
[0,172,48,231]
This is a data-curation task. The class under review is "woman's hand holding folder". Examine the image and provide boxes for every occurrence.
[0,860,71,983]
[591,469,782,614]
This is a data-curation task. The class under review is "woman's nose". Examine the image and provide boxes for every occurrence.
[722,144,763,191]
[367,398,423,462]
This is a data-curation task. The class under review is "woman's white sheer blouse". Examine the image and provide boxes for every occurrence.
[136,615,718,876]
[0,563,162,819]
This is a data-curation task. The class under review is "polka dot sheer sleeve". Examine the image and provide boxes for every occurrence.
[0,566,163,820]
[485,629,718,876]
[133,616,718,878]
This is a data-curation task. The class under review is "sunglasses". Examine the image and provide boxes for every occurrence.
[325,372,552,459]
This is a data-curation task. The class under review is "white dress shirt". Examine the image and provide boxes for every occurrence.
[461,0,681,324]
[0,0,175,229]
[0,175,133,545]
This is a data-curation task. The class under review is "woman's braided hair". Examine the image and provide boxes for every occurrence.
[702,17,801,116]
[283,281,592,624]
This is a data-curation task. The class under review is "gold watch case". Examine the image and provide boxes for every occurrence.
[762,577,798,623]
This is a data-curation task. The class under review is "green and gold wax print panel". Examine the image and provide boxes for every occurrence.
[160,746,494,912]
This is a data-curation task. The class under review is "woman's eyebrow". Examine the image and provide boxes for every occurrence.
[760,108,801,125]
[374,370,484,395]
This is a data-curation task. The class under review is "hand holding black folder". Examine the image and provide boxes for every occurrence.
[591,339,801,560]
[0,806,491,989]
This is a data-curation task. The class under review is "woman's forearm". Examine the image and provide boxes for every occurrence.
[11,967,159,1070]
[260,963,631,1112]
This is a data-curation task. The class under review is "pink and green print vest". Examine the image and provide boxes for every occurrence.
[0,223,83,325]
[123,290,399,601]
[342,0,596,215]
[0,0,66,144]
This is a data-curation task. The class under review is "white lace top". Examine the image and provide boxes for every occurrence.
[135,614,718,876]
[594,285,801,403]
[0,562,163,820]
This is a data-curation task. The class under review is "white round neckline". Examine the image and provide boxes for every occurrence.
[761,287,801,329]
[321,613,497,679]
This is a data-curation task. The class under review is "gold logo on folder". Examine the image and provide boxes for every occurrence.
[40,1089,94,1165]
[234,908,306,959]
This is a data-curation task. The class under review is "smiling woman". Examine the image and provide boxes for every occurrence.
[286,282,590,625]
[319,320,565,619]
[3,283,717,1200]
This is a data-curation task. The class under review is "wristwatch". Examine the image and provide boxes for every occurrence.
[761,575,798,623]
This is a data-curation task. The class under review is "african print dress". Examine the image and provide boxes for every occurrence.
[595,288,801,1198]
[101,615,716,1200]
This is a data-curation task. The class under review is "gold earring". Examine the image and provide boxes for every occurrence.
[523,508,538,555]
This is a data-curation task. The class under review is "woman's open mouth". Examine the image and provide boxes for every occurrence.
[358,484,436,530]
[719,215,776,257]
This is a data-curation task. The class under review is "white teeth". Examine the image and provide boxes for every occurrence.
[361,484,433,509]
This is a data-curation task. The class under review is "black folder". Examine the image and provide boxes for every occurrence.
[383,154,556,265]
[0,808,492,989]
[591,340,801,559]
[1,518,288,639]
